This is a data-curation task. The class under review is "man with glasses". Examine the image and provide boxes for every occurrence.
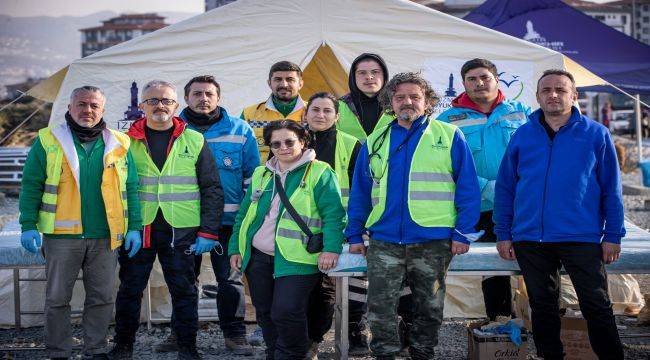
[438,58,530,321]
[241,61,306,161]
[110,80,224,360]
[345,72,480,360]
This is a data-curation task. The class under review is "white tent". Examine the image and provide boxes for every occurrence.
[40,0,606,128]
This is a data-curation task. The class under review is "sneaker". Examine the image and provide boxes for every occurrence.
[107,343,133,360]
[304,341,318,360]
[224,336,254,356]
[348,330,370,356]
[154,333,179,353]
[248,327,264,346]
[177,344,201,360]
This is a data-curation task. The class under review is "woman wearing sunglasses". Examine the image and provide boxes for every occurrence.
[228,120,345,360]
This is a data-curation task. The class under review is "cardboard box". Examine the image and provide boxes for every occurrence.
[561,315,597,360]
[467,320,528,360]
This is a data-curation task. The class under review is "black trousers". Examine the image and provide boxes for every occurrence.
[477,211,512,320]
[245,248,320,360]
[114,229,198,347]
[513,241,623,360]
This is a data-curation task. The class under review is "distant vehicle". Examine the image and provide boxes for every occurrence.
[610,109,635,135]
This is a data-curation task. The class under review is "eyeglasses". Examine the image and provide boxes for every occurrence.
[269,139,298,149]
[142,98,177,106]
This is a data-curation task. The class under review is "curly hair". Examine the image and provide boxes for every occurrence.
[378,72,439,116]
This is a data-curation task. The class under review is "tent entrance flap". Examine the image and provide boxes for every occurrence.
[300,44,349,100]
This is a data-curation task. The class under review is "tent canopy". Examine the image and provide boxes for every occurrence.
[464,0,650,94]
[42,0,607,128]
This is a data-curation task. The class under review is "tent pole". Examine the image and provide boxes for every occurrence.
[0,106,42,146]
[0,93,28,113]
[636,94,643,163]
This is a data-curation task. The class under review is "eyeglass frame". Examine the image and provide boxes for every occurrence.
[142,98,177,106]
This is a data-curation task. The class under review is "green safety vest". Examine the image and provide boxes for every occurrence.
[366,118,458,228]
[130,129,204,227]
[333,130,358,209]
[336,100,394,143]
[238,161,330,265]
[37,125,130,248]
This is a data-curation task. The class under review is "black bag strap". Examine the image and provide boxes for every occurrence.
[274,174,314,238]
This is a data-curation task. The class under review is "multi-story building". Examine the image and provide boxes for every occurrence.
[609,0,650,45]
[80,13,169,58]
[205,0,238,11]
[566,0,632,36]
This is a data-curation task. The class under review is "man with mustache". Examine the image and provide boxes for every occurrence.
[19,86,142,359]
[151,75,257,356]
[345,72,481,360]
[437,58,530,321]
[241,61,306,161]
[110,80,223,360]
[494,70,624,360]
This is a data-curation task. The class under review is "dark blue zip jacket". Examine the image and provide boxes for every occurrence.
[345,116,480,245]
[494,107,625,244]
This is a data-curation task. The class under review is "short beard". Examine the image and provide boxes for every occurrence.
[152,112,171,122]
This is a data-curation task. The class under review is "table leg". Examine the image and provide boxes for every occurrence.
[335,276,350,360]
[14,268,20,330]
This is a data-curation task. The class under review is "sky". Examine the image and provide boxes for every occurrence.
[0,0,617,17]
[0,0,204,17]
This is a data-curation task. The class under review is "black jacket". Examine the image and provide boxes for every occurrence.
[310,126,360,188]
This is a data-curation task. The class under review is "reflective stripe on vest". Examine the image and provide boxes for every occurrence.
[336,101,394,143]
[130,128,203,227]
[365,118,457,228]
[238,161,330,265]
[333,130,358,209]
[36,125,130,249]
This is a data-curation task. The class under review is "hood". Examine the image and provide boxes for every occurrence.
[451,89,505,115]
[348,53,389,98]
[265,149,316,174]
[127,116,187,140]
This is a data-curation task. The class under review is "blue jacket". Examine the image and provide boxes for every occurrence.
[437,98,530,211]
[180,107,260,225]
[493,107,625,244]
[345,116,481,245]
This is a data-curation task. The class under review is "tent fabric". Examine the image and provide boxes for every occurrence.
[26,66,68,102]
[43,0,603,128]
[464,0,650,94]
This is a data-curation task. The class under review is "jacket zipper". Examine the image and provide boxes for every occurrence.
[541,137,553,242]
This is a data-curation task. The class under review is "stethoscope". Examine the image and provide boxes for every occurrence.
[367,116,431,183]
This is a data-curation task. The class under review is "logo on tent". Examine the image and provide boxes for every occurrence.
[498,72,524,100]
[522,20,565,52]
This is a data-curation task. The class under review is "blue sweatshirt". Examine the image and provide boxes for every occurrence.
[345,116,481,245]
[493,107,625,244]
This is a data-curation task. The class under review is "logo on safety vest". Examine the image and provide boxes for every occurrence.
[431,136,449,150]
[178,145,193,159]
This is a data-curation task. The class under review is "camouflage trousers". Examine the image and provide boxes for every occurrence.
[366,239,452,359]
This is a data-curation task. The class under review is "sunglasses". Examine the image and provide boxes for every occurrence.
[269,139,299,149]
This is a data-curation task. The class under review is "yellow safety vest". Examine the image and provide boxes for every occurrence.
[37,124,130,249]
[336,100,394,143]
[333,130,358,209]
[238,161,330,265]
[366,118,458,228]
[242,96,305,162]
[130,129,204,228]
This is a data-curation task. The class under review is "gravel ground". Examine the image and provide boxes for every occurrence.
[0,149,649,360]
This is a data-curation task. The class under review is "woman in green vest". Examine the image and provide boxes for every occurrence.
[301,92,371,355]
[228,120,345,359]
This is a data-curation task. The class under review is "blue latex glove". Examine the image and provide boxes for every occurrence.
[193,236,216,255]
[21,230,42,254]
[124,230,142,258]
[491,320,523,346]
